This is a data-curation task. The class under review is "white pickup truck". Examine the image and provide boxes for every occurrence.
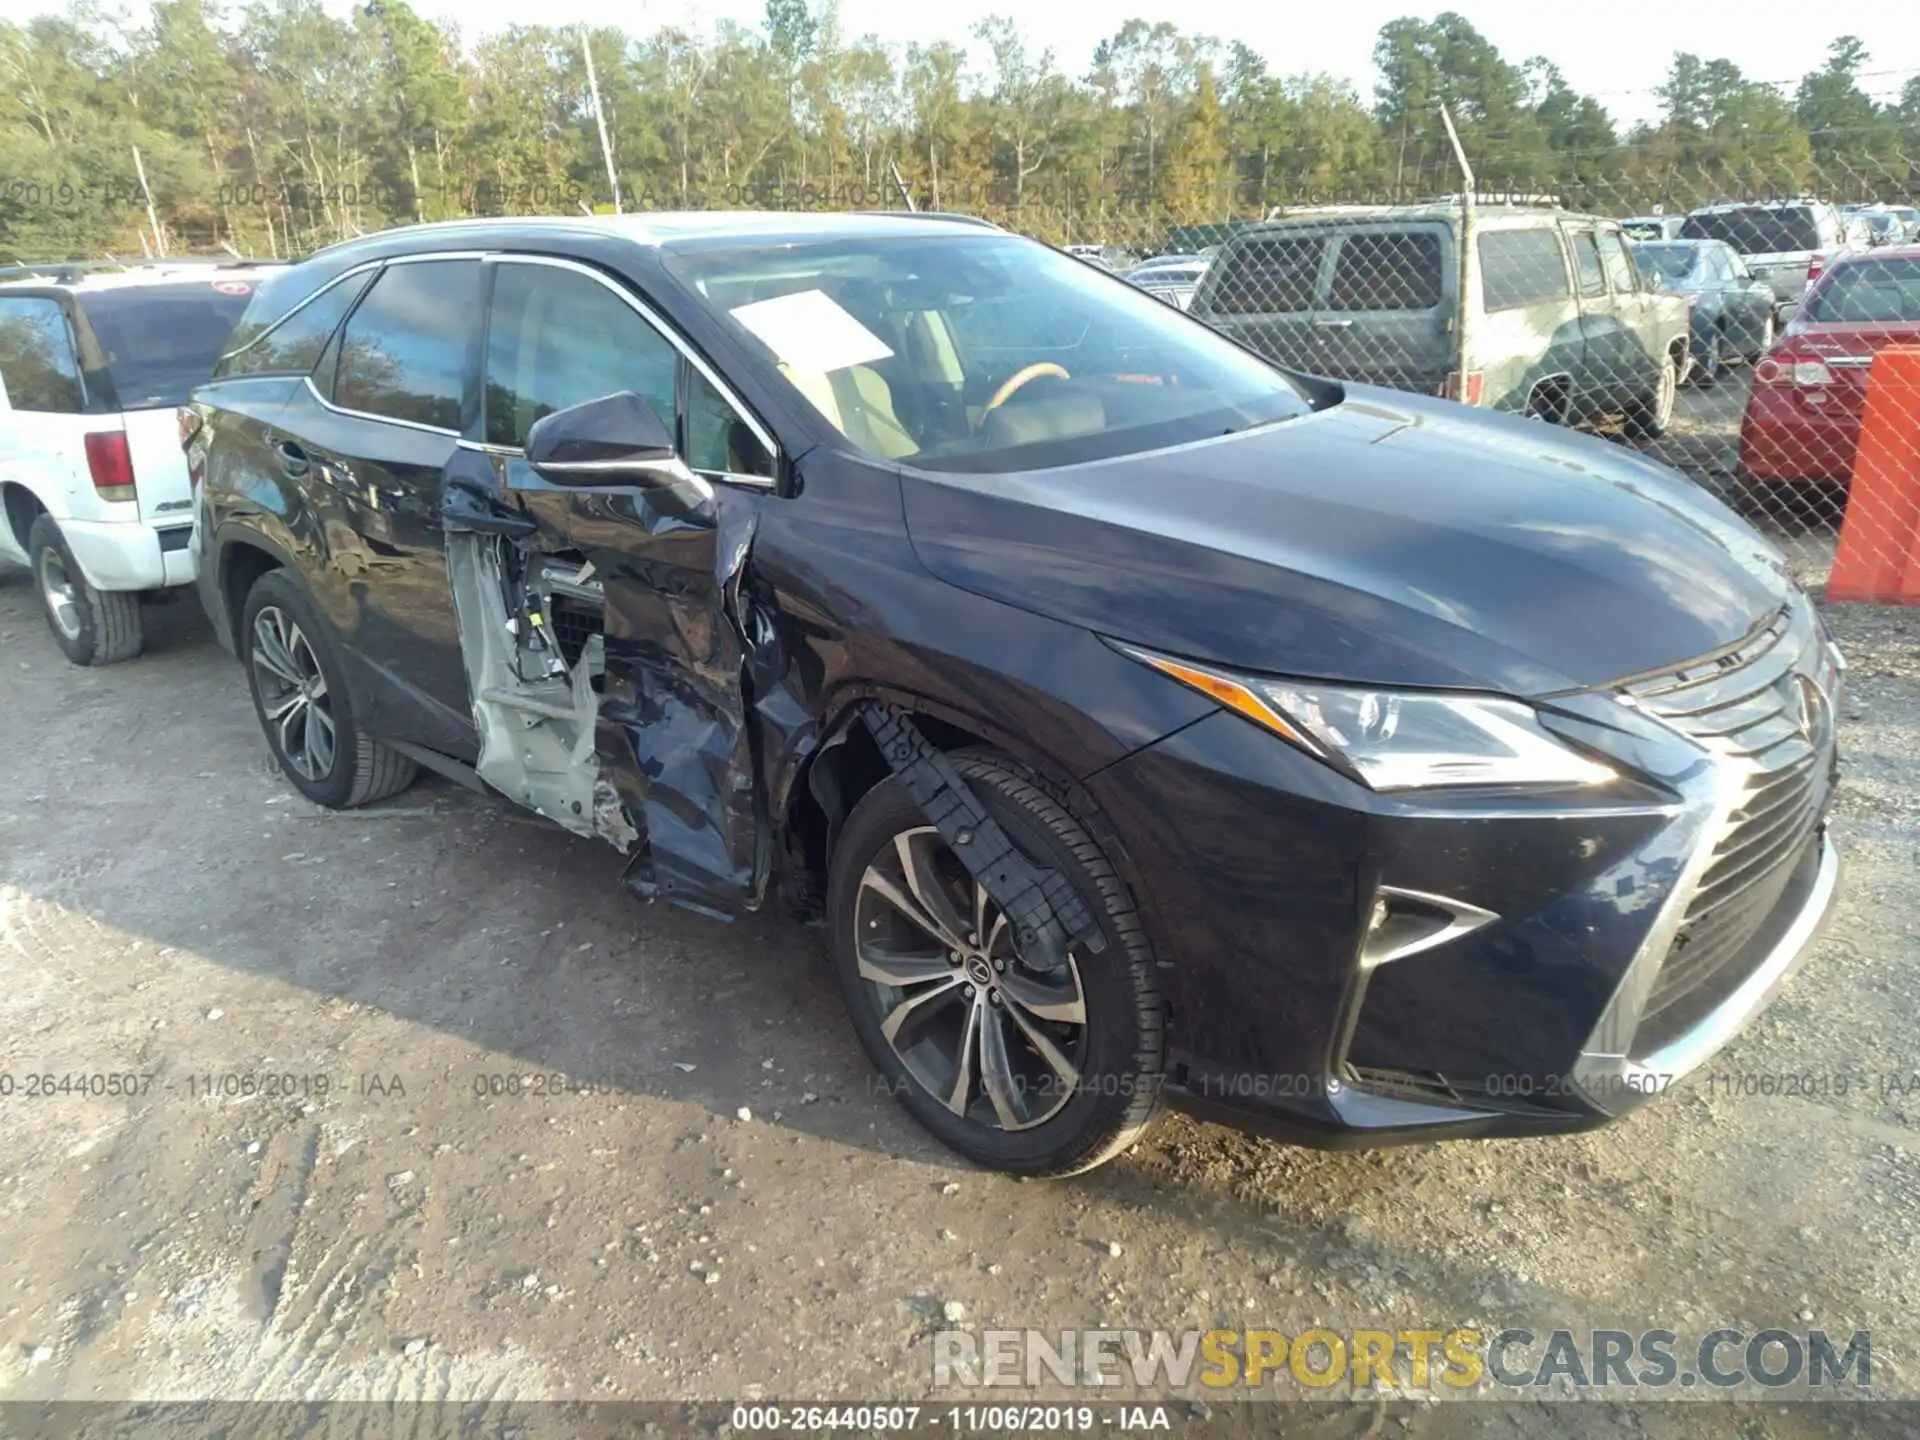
[0,264,272,664]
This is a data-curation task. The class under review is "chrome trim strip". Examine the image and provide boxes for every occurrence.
[1362,886,1500,969]
[481,253,780,471]
[304,375,459,438]
[1610,835,1840,1102]
[535,455,716,504]
[218,250,488,365]
[1573,719,1754,1077]
[454,437,774,493]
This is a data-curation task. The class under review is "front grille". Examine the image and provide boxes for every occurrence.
[1627,609,1835,1029]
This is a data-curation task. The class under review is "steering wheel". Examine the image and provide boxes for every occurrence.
[985,362,1070,413]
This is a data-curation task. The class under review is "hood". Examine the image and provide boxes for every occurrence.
[900,390,1795,697]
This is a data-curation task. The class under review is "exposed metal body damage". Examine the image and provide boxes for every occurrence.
[441,449,810,921]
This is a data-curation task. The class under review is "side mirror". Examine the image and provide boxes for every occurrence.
[524,391,711,508]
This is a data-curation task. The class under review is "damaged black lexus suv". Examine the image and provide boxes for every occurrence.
[186,212,1842,1176]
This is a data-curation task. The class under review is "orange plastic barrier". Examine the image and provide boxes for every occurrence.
[1829,345,1920,605]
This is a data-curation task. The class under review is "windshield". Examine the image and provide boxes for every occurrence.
[78,282,254,408]
[664,234,1313,472]
[1679,207,1819,255]
[1631,244,1700,283]
[1805,258,1920,323]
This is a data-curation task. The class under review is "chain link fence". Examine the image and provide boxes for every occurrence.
[13,156,1920,602]
[1003,166,1920,601]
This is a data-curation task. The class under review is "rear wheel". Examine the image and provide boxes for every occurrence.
[828,752,1164,1176]
[28,515,142,666]
[240,570,417,808]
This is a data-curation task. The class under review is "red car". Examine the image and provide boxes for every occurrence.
[1738,245,1920,485]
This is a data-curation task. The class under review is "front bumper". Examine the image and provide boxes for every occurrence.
[1088,604,1841,1148]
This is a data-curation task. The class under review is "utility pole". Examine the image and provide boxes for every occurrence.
[131,145,166,258]
[1439,105,1478,406]
[582,29,622,215]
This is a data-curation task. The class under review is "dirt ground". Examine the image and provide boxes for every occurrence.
[0,559,1917,1438]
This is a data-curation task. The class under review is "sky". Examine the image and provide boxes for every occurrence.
[5,0,1918,128]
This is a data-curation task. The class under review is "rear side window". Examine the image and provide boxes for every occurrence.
[483,263,679,451]
[1479,230,1572,310]
[76,285,254,409]
[1326,232,1443,311]
[1569,232,1606,297]
[1806,258,1920,323]
[217,272,374,381]
[0,296,84,412]
[334,260,480,430]
[1206,236,1325,315]
[1597,233,1640,295]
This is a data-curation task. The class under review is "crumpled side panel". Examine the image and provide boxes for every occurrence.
[572,491,782,919]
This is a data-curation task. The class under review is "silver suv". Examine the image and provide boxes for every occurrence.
[1679,201,1864,316]
[1190,203,1691,437]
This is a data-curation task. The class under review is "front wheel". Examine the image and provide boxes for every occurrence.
[828,751,1164,1176]
[240,570,417,808]
[1691,329,1723,386]
[1626,351,1680,439]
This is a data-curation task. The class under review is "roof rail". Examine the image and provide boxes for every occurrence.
[851,210,1002,230]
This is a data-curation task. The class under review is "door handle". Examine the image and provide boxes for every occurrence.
[275,439,311,479]
[1311,318,1355,329]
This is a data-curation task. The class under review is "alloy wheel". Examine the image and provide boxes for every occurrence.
[854,826,1089,1132]
[36,545,82,641]
[250,606,337,781]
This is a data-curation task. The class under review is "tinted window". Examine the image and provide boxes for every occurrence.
[686,367,773,479]
[1479,230,1571,309]
[1326,232,1443,311]
[1597,233,1639,294]
[1206,235,1326,315]
[0,296,84,412]
[1680,207,1821,255]
[77,284,253,409]
[484,263,679,451]
[217,272,373,381]
[334,260,480,430]
[1570,232,1606,297]
[1630,244,1696,282]
[668,234,1312,472]
[1806,258,1920,323]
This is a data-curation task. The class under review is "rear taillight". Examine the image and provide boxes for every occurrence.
[1443,371,1485,405]
[1808,252,1827,283]
[83,431,137,502]
[1754,356,1832,387]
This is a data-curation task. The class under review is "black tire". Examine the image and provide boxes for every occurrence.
[828,750,1164,1177]
[240,569,417,808]
[1691,329,1722,386]
[1625,350,1681,439]
[28,514,142,666]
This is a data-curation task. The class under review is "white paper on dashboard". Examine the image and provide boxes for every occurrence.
[728,289,894,373]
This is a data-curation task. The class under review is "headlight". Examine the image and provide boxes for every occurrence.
[1122,646,1615,792]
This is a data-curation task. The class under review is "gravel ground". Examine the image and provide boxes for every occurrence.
[0,561,1916,1436]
